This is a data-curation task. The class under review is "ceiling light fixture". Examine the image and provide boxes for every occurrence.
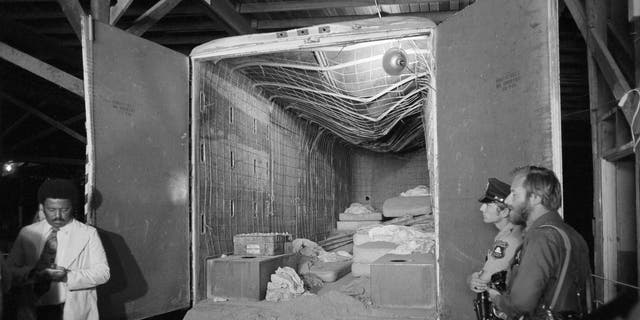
[382,47,408,76]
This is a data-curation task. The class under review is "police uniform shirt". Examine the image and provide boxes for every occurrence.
[480,222,524,280]
[493,211,591,318]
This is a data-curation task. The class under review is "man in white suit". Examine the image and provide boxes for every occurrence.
[6,179,110,320]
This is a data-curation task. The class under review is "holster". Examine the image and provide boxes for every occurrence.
[473,292,500,320]
[473,271,508,320]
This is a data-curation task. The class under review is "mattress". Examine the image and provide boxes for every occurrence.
[382,195,431,217]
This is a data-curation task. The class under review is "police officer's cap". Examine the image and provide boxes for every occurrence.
[478,178,510,204]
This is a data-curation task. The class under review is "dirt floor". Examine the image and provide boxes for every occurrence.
[183,273,437,320]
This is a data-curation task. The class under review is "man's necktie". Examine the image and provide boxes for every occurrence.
[34,227,58,296]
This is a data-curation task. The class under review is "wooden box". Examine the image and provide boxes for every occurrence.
[206,253,298,301]
[233,233,291,256]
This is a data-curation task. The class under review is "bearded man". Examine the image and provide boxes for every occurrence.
[486,165,591,320]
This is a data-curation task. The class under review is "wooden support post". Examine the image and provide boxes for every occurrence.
[198,0,254,35]
[126,0,184,36]
[56,0,86,40]
[0,42,84,97]
[586,0,616,303]
[0,92,86,144]
[634,19,640,291]
[110,0,135,25]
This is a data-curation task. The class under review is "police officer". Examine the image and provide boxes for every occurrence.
[470,178,524,320]
[488,166,591,319]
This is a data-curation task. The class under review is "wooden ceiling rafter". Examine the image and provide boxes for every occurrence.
[0,91,86,144]
[1,113,31,139]
[127,0,184,36]
[0,155,85,166]
[197,0,254,35]
[0,17,81,73]
[110,0,135,25]
[55,0,85,39]
[11,113,85,149]
[237,0,470,13]
[0,42,84,96]
[252,11,456,29]
[91,0,110,23]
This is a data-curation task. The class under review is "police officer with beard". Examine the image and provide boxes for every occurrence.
[487,166,591,320]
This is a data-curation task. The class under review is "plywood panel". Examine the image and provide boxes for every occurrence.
[84,20,190,319]
[434,0,561,318]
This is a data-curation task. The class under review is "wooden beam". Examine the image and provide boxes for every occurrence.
[252,11,455,29]
[0,113,30,139]
[0,92,86,144]
[0,155,85,166]
[10,113,85,149]
[198,0,254,35]
[238,0,461,13]
[110,0,135,25]
[0,42,83,96]
[126,0,184,36]
[91,0,111,23]
[56,0,85,40]
[563,0,634,122]
[0,17,82,72]
[607,21,634,60]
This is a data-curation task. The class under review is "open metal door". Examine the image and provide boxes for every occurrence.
[432,0,561,319]
[82,19,190,319]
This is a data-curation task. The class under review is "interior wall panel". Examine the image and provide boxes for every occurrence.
[193,62,352,300]
[350,148,429,211]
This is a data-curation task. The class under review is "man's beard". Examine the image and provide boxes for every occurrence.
[509,201,530,226]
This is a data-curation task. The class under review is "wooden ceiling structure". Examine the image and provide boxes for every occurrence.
[0,0,593,169]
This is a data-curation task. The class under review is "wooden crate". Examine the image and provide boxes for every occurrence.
[233,233,291,256]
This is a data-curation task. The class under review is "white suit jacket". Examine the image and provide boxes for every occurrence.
[7,219,110,320]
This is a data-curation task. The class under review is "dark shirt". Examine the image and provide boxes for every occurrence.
[493,211,591,319]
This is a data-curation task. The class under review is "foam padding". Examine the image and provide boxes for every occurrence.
[352,241,398,263]
[336,220,381,231]
[339,212,383,221]
[382,196,431,217]
[351,262,371,277]
[309,260,352,282]
[352,229,370,246]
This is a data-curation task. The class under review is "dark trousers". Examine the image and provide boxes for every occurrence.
[36,303,64,320]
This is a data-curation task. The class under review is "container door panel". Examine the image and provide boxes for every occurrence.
[434,0,560,319]
[82,20,190,319]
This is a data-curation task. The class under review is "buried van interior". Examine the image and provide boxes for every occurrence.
[84,0,561,319]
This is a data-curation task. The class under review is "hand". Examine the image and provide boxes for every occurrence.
[469,271,489,293]
[43,267,68,282]
[487,288,501,301]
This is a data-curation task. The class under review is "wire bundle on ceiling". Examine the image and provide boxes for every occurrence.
[223,36,434,153]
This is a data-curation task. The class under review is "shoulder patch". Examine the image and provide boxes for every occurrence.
[492,240,509,258]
